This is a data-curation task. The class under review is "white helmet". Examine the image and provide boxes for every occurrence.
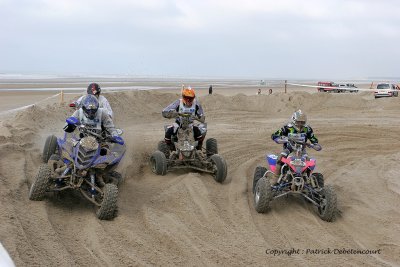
[291,110,307,131]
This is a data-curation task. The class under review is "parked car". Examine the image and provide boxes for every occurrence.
[346,83,359,93]
[374,83,399,98]
[317,81,338,93]
[337,84,347,93]
[335,83,359,93]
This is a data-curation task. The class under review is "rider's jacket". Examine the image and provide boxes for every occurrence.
[78,108,102,132]
[71,107,117,136]
[178,98,197,115]
[162,98,205,124]
[271,123,319,151]
[75,95,113,118]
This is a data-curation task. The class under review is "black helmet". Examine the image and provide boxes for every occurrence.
[87,83,101,96]
[82,95,99,120]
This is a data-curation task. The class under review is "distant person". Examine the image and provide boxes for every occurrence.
[72,83,113,118]
[268,88,273,95]
[209,85,213,95]
[257,88,261,95]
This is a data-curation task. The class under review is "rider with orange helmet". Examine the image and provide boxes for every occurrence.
[162,86,206,150]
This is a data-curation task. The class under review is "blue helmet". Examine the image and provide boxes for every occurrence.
[82,95,99,120]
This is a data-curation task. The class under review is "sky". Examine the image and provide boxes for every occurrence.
[1,0,399,79]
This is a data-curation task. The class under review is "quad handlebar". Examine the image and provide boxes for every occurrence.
[65,117,124,145]
[274,135,322,151]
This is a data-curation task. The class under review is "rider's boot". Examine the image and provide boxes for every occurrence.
[196,135,205,150]
[269,163,280,185]
[164,138,175,152]
[196,140,203,150]
[169,143,176,152]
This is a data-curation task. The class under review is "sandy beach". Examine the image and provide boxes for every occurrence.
[0,80,398,266]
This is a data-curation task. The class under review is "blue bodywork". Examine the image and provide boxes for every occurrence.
[56,131,126,171]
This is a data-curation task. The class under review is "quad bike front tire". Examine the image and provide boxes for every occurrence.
[254,177,272,213]
[42,135,58,163]
[206,138,218,157]
[96,183,118,220]
[150,151,167,175]
[253,166,267,194]
[317,185,337,222]
[157,140,170,159]
[210,154,227,183]
[29,164,52,201]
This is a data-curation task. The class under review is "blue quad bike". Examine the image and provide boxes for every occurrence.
[29,117,126,220]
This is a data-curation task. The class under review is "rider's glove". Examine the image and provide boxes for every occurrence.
[63,123,76,133]
[274,137,287,144]
[197,115,205,123]
[63,116,79,133]
[312,143,322,151]
[111,130,120,138]
[110,132,124,145]
[168,110,178,118]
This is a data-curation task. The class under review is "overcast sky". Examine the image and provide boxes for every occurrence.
[1,0,399,79]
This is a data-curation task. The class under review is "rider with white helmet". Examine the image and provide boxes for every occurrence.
[270,110,320,184]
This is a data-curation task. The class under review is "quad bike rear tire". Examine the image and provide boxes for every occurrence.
[206,138,218,157]
[253,166,267,194]
[96,183,118,220]
[150,151,167,175]
[210,154,227,183]
[312,172,324,188]
[29,164,51,201]
[254,177,272,213]
[317,185,337,222]
[42,135,58,163]
[157,140,170,159]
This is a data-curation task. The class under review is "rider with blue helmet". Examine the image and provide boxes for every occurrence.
[73,83,114,118]
[64,95,118,137]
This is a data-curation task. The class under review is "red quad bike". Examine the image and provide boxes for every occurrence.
[252,133,337,222]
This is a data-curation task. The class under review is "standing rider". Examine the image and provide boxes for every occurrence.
[73,83,114,119]
[270,110,321,184]
[162,86,206,151]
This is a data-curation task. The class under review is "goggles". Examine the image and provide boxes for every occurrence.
[183,96,194,102]
[84,108,97,119]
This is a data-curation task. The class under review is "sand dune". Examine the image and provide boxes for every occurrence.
[0,89,399,266]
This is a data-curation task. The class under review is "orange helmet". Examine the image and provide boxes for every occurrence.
[182,86,195,106]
